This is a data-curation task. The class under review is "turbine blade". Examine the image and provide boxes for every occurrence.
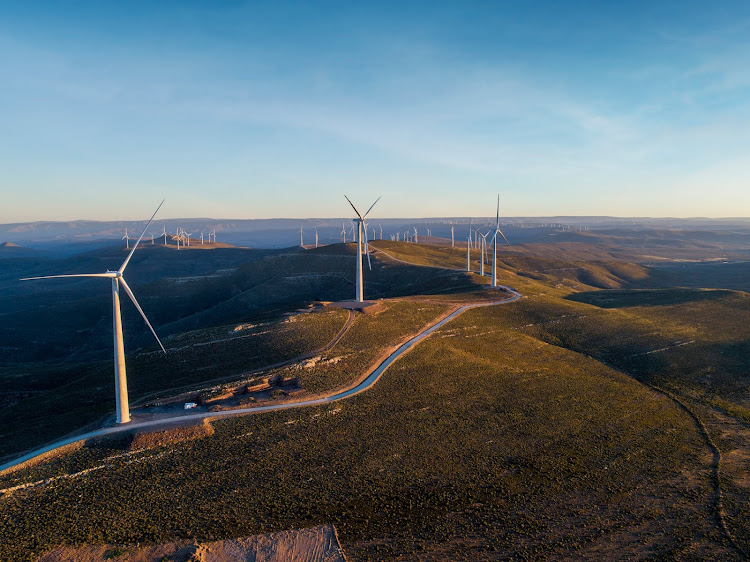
[496,194,500,229]
[498,229,511,246]
[119,200,165,274]
[363,196,381,219]
[344,195,363,220]
[20,273,115,281]
[119,277,166,353]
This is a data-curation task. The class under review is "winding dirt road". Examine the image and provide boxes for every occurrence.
[0,286,520,474]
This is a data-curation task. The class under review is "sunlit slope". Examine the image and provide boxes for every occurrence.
[370,240,650,290]
[0,299,727,560]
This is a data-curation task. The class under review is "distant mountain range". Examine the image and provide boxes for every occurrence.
[1,216,750,255]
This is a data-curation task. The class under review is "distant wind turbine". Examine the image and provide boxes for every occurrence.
[200,232,204,245]
[162,226,168,245]
[451,223,455,248]
[299,224,304,248]
[122,228,130,249]
[489,195,511,287]
[478,231,489,276]
[21,201,167,424]
[344,195,380,302]
[315,227,319,248]
[341,223,347,243]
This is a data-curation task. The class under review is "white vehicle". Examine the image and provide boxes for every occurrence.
[184,402,197,410]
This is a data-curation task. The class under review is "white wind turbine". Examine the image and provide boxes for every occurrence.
[451,223,455,247]
[299,224,304,247]
[413,227,418,243]
[341,223,347,243]
[122,228,130,249]
[478,231,489,276]
[379,224,383,239]
[21,201,167,424]
[162,225,168,245]
[185,232,193,247]
[150,233,155,245]
[489,195,511,287]
[344,195,380,303]
[200,232,204,245]
[315,228,319,248]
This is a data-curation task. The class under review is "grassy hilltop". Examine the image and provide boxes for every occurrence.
[1,237,750,560]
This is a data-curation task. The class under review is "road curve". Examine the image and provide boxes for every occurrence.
[1,286,521,474]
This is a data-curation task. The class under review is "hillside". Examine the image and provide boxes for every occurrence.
[1,237,750,559]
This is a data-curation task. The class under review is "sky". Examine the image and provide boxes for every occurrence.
[1,0,750,221]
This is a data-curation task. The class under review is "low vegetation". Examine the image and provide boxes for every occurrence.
[2,239,750,559]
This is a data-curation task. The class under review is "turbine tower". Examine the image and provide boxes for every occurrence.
[162,225,168,245]
[489,195,511,287]
[344,195,380,303]
[466,233,471,271]
[315,228,319,248]
[451,223,455,248]
[21,201,167,424]
[299,224,304,247]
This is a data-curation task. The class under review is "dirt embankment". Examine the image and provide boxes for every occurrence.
[37,524,346,562]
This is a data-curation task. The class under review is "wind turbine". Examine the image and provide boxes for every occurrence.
[489,195,511,287]
[299,224,304,248]
[21,201,167,424]
[379,224,383,239]
[162,226,168,245]
[315,228,319,248]
[413,227,418,244]
[150,233,155,245]
[478,231,489,276]
[200,232,204,245]
[341,223,347,243]
[344,195,380,303]
[185,232,193,247]
[122,228,130,249]
[451,223,455,248]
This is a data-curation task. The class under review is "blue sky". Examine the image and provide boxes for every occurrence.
[2,1,750,221]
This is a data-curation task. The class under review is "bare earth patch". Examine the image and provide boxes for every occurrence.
[36,524,346,562]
